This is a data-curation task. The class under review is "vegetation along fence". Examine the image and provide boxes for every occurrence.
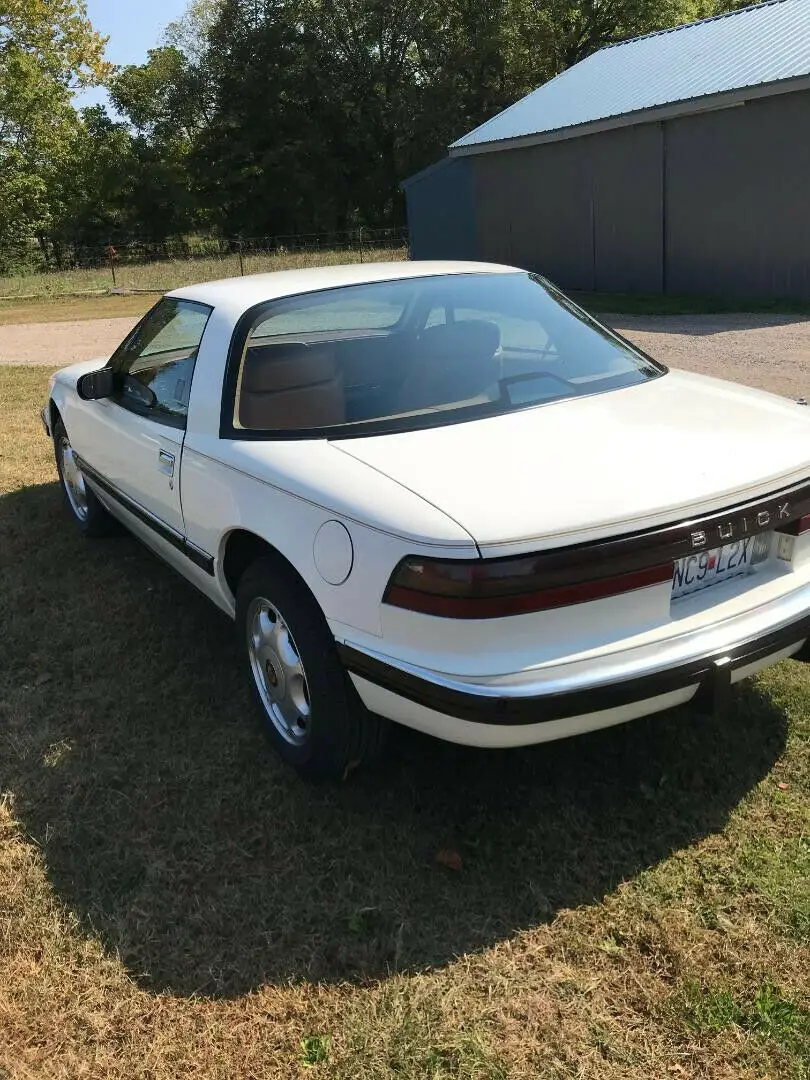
[0,229,410,300]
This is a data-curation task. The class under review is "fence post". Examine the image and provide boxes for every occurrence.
[358,226,364,263]
[106,244,117,287]
[237,239,245,276]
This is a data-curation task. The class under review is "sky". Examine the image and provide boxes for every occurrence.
[74,0,191,111]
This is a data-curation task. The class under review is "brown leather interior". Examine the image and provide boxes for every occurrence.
[238,342,345,429]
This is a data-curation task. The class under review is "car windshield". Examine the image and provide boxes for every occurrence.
[233,272,664,435]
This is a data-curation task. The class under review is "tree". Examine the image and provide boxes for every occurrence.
[190,0,350,236]
[110,46,208,140]
[0,0,111,267]
[163,0,224,63]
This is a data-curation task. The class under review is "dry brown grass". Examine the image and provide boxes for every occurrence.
[0,294,156,327]
[1,366,809,1078]
[0,246,408,301]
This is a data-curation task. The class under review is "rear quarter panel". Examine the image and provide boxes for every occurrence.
[179,436,478,636]
[181,300,478,636]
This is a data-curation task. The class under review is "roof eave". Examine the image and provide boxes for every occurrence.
[448,72,810,157]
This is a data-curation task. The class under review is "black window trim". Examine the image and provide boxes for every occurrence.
[218,272,667,443]
[107,296,214,433]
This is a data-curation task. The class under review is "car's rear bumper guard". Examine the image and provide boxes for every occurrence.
[338,608,810,726]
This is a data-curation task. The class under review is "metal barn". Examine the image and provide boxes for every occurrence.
[404,0,810,299]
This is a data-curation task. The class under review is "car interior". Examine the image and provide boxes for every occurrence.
[233,275,659,432]
[237,317,505,430]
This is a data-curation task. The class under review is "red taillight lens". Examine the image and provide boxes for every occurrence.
[777,514,810,536]
[384,555,673,619]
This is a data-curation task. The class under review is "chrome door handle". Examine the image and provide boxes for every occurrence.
[158,450,175,477]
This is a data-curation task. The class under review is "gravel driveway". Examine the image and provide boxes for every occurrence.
[610,313,810,401]
[0,317,139,367]
[1,312,809,400]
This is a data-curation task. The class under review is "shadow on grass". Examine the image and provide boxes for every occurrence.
[0,482,789,998]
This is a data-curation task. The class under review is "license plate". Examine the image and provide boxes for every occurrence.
[672,534,771,600]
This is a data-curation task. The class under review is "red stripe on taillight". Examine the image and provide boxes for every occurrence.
[385,562,673,619]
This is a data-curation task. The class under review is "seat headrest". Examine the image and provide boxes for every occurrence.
[420,319,501,364]
[241,342,336,393]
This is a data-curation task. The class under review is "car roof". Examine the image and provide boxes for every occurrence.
[168,260,522,314]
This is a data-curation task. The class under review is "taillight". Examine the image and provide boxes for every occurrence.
[384,555,673,619]
[778,514,810,536]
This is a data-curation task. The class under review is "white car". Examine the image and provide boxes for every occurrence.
[43,261,810,779]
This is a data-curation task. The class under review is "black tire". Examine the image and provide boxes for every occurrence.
[53,417,119,537]
[236,554,388,781]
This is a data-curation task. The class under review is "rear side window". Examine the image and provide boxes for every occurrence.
[251,293,406,337]
[230,273,663,436]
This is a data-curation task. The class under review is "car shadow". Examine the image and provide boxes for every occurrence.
[0,481,789,999]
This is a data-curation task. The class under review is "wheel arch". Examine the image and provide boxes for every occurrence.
[220,528,313,604]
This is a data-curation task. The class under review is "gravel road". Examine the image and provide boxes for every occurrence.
[609,313,810,401]
[1,312,809,400]
[0,317,138,367]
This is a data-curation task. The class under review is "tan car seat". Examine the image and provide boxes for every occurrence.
[238,342,345,430]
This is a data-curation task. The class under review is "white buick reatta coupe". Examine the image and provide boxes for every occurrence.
[43,262,810,778]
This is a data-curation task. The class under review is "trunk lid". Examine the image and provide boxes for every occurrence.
[332,370,810,554]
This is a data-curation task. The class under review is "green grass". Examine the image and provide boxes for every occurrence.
[1,365,810,1078]
[571,290,810,317]
[0,246,407,300]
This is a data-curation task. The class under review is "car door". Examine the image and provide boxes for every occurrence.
[68,297,213,537]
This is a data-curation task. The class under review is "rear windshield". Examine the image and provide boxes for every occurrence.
[232,272,664,435]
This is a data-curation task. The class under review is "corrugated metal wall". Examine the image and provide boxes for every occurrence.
[403,157,478,260]
[472,124,663,291]
[406,88,810,298]
[665,90,810,298]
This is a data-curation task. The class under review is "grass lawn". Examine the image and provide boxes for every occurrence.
[1,366,809,1078]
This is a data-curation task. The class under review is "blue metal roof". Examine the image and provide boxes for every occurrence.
[451,0,810,153]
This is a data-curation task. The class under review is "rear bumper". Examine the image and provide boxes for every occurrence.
[338,597,810,736]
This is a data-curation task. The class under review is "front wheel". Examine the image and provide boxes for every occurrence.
[236,555,388,780]
[53,418,118,537]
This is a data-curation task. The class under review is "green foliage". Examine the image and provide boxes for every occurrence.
[300,1034,330,1066]
[2,0,765,266]
[680,978,810,1067]
[0,0,111,268]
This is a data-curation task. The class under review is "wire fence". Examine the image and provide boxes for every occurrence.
[0,228,410,300]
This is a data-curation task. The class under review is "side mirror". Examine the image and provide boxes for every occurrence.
[77,368,114,401]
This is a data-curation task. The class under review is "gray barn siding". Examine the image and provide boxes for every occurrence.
[403,157,478,260]
[472,138,595,287]
[664,89,810,298]
[406,86,810,298]
[590,124,663,293]
[469,124,663,292]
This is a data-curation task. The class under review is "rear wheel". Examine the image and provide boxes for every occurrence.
[53,418,118,537]
[236,555,388,780]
